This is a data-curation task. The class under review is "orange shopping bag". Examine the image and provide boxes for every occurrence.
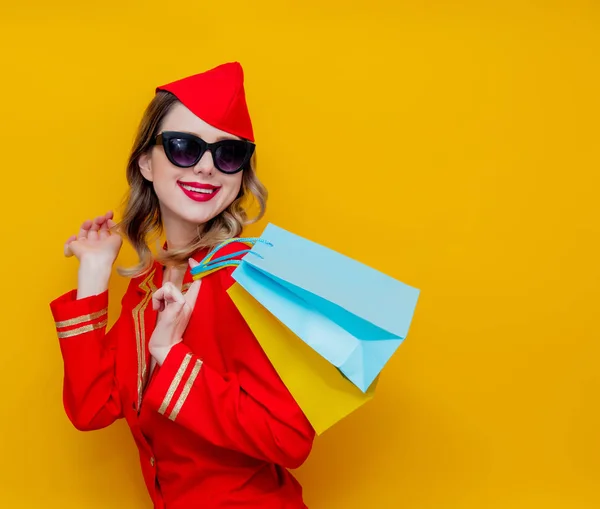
[228,283,377,435]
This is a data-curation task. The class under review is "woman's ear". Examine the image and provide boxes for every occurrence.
[139,152,154,182]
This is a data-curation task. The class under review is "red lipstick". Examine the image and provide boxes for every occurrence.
[178,181,221,202]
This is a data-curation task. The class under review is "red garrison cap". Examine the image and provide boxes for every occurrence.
[156,62,254,142]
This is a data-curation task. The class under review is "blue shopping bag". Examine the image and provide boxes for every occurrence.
[192,223,420,393]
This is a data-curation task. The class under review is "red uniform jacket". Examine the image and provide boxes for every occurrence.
[49,242,315,508]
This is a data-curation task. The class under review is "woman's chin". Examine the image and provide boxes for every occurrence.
[180,206,224,227]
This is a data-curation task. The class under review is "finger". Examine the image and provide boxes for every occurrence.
[92,215,106,228]
[88,228,99,242]
[152,283,185,311]
[98,217,111,239]
[107,218,118,232]
[89,216,103,241]
[77,220,92,240]
[188,257,200,269]
[163,282,186,306]
[152,287,166,311]
[184,280,201,310]
[64,235,77,257]
[163,285,173,304]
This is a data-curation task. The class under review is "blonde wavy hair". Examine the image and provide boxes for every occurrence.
[117,91,267,278]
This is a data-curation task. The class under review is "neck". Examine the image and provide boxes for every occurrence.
[161,209,205,251]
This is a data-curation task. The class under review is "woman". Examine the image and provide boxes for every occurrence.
[50,61,315,509]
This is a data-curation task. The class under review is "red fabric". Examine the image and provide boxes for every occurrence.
[49,242,314,509]
[157,62,255,142]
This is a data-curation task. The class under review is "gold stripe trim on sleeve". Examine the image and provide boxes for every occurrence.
[168,359,203,421]
[158,353,192,415]
[55,308,108,329]
[57,319,108,339]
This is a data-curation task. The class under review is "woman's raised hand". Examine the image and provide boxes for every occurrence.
[148,276,202,366]
[64,211,123,268]
[65,211,124,299]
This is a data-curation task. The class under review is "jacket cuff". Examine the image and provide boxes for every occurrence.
[144,342,203,422]
[50,290,109,339]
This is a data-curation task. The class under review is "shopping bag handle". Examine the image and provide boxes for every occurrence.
[190,237,272,280]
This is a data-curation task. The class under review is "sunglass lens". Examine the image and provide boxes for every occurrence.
[168,138,202,167]
[215,142,248,173]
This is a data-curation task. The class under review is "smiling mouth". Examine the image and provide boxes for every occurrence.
[177,181,221,202]
[180,183,217,194]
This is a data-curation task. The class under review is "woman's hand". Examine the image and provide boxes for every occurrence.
[149,276,201,366]
[64,211,123,266]
[64,211,123,299]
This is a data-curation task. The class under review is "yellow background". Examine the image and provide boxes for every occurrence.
[1,1,599,507]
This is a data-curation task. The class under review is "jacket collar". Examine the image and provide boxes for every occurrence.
[135,246,209,295]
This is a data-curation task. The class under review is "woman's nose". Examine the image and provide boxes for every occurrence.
[193,150,215,176]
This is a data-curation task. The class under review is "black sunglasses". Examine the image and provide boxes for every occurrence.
[152,131,255,174]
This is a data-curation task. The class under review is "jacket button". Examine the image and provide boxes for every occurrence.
[150,457,155,467]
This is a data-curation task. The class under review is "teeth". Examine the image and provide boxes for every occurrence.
[181,184,214,194]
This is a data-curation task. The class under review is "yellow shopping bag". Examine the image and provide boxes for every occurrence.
[228,283,377,435]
